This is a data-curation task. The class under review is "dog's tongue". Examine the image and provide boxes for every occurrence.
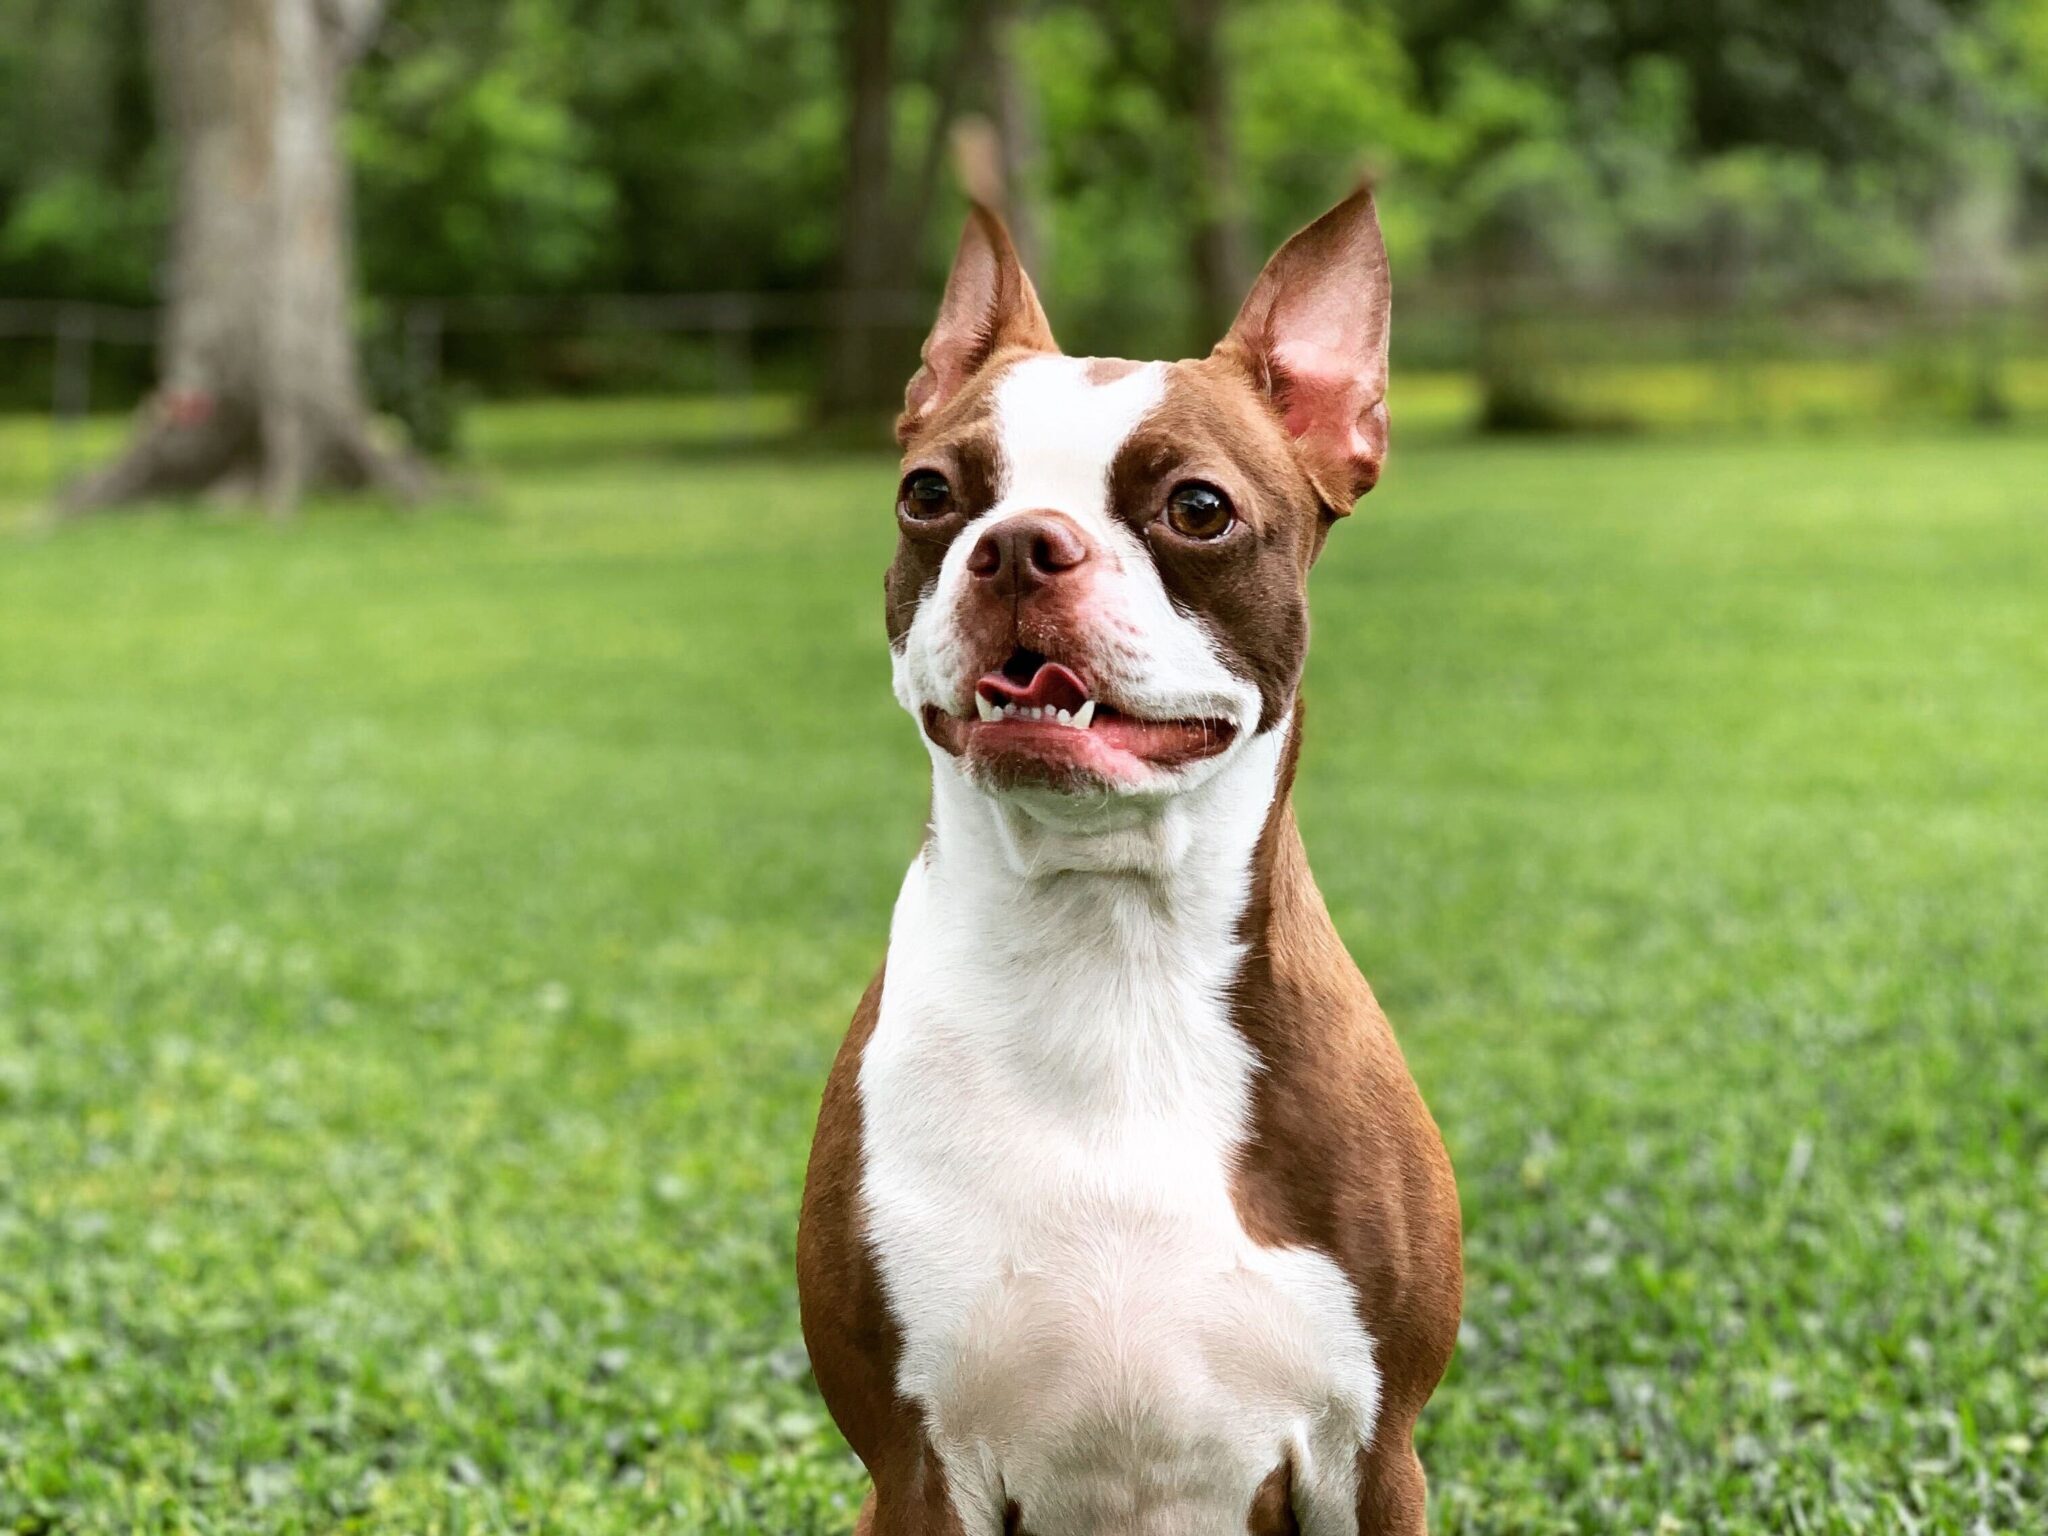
[975,662,1091,714]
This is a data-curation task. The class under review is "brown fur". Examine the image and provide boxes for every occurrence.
[1106,355,1330,731]
[887,361,1014,650]
[798,967,968,1535]
[1227,716,1464,1533]
[1246,1460,1301,1534]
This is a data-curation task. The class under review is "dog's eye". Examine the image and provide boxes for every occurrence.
[1164,482,1235,541]
[899,470,954,521]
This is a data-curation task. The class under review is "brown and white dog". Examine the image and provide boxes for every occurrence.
[798,188,1462,1536]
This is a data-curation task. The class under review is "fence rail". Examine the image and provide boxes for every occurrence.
[0,291,941,425]
[2,289,2040,428]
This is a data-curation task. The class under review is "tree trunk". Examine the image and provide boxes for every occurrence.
[823,0,901,417]
[63,0,419,517]
[1171,0,1253,350]
[982,0,1046,281]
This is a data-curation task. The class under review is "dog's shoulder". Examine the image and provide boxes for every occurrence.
[1230,812,1465,1428]
[797,970,913,1476]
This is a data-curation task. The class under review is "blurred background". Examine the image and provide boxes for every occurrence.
[0,3,2044,1535]
[3,0,2047,467]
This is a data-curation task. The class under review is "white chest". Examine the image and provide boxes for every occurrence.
[858,825,1382,1536]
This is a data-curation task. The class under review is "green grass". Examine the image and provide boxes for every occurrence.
[1,405,2044,1535]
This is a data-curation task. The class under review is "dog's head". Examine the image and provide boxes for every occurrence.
[887,190,1389,824]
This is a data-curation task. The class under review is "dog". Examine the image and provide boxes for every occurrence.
[798,188,1462,1536]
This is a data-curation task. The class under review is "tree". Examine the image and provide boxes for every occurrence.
[1168,0,1253,347]
[823,0,901,416]
[64,0,419,517]
[822,0,1041,419]
[957,0,1049,279]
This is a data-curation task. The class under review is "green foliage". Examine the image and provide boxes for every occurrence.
[0,0,162,304]
[0,406,2044,1532]
[571,0,845,293]
[4,0,2043,349]
[351,0,618,295]
[1019,3,1189,350]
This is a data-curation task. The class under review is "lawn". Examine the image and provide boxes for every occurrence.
[0,406,2044,1535]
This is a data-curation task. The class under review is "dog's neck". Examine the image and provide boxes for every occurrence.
[928,712,1287,886]
[889,722,1289,1125]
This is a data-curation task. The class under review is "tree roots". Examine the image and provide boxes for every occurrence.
[59,393,428,518]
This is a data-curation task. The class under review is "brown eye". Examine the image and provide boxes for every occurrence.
[1164,481,1235,541]
[899,469,954,521]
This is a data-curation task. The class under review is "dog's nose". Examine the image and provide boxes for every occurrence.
[965,511,1091,597]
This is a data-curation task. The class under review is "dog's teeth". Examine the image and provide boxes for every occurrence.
[975,695,1095,728]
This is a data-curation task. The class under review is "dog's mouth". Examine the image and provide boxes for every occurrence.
[921,647,1237,785]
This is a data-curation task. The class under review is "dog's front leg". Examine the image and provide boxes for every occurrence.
[1352,1431,1430,1535]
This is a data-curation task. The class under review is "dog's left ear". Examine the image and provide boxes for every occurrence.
[1214,185,1390,512]
[898,204,1058,445]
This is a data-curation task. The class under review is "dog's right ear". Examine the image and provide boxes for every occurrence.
[898,204,1057,445]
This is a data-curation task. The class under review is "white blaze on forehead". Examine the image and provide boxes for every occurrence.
[991,356,1166,525]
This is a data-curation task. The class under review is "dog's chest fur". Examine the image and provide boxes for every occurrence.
[858,737,1382,1535]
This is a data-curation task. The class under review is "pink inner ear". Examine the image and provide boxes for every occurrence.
[1273,337,1379,464]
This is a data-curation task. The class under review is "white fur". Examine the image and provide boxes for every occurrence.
[862,358,1381,1533]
